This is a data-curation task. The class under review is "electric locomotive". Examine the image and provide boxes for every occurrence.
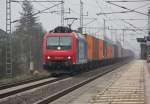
[43,26,87,73]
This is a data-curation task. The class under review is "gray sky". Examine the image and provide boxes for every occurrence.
[0,0,150,56]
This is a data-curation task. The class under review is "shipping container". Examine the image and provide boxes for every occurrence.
[107,44,113,59]
[93,37,99,60]
[115,41,122,58]
[110,44,113,58]
[112,44,115,58]
[113,45,118,58]
[103,41,107,59]
[121,48,124,58]
[84,34,103,61]
[122,48,124,57]
[109,44,113,58]
[84,34,94,60]
[98,39,103,60]
[118,46,122,58]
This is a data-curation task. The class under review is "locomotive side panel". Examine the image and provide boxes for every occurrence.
[76,36,87,64]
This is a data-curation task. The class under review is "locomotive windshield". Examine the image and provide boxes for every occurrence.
[47,36,72,50]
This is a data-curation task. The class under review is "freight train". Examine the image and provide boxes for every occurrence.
[43,26,134,74]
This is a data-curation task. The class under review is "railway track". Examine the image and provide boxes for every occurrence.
[0,60,129,104]
[0,76,68,99]
[34,61,129,104]
[0,75,51,90]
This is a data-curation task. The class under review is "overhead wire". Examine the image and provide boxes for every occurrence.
[32,0,61,14]
[95,0,126,41]
[97,2,150,15]
[121,20,147,34]
[106,0,150,2]
[97,11,135,15]
[95,0,124,33]
[83,18,97,26]
[11,2,62,23]
[104,0,148,35]
[96,0,147,49]
[106,1,148,16]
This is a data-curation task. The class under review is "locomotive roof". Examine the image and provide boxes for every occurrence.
[46,32,73,36]
[49,26,73,33]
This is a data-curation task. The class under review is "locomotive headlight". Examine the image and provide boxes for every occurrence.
[67,56,71,60]
[57,46,61,50]
[47,56,51,59]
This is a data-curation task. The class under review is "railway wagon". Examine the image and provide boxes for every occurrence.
[118,45,122,58]
[84,34,94,61]
[122,48,125,58]
[113,44,119,58]
[106,44,113,59]
[84,34,104,67]
[84,34,101,61]
[93,37,99,60]
[84,34,116,65]
[98,39,103,60]
[116,41,122,58]
[123,49,128,57]
[103,40,107,59]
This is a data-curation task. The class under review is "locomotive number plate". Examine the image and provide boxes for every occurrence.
[54,57,64,60]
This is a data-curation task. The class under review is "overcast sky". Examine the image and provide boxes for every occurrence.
[0,0,150,56]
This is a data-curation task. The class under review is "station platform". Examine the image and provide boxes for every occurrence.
[90,60,145,104]
[51,60,149,104]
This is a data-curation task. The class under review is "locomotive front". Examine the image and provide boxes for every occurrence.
[43,33,76,68]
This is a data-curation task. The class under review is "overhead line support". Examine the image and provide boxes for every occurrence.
[5,0,63,75]
[6,0,12,75]
[61,0,64,26]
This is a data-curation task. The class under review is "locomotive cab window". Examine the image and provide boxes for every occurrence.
[47,36,72,50]
[47,36,59,46]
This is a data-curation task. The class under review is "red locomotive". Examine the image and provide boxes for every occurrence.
[43,27,87,73]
